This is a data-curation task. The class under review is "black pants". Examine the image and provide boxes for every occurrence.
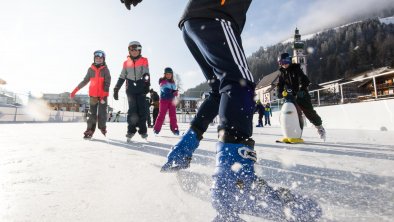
[183,18,255,142]
[296,93,322,126]
[126,93,147,135]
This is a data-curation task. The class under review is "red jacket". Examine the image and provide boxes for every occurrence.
[77,64,111,97]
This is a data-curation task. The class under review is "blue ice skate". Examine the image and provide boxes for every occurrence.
[211,142,258,220]
[161,128,200,172]
[211,142,322,221]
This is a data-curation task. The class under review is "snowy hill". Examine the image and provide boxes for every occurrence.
[1,122,393,222]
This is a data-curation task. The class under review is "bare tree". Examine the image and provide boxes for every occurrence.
[174,73,183,93]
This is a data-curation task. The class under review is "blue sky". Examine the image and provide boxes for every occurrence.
[0,0,392,98]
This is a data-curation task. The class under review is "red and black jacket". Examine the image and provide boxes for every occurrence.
[77,64,111,97]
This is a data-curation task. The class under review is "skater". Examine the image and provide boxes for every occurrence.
[277,52,326,139]
[113,41,150,141]
[149,88,160,126]
[123,1,257,220]
[153,67,179,135]
[70,50,111,138]
[113,111,121,122]
[264,103,272,126]
[145,95,153,128]
[120,1,322,221]
[254,100,264,127]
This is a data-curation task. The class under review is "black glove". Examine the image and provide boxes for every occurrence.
[120,0,142,10]
[113,88,119,100]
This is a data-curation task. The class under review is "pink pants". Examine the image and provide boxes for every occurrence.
[153,99,178,132]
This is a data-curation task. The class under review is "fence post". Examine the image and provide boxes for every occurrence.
[340,85,344,103]
[14,106,17,122]
[317,90,321,106]
[372,76,378,99]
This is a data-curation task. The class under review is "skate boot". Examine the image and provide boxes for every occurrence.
[153,130,159,136]
[126,132,135,143]
[83,129,95,139]
[211,142,257,221]
[161,128,200,172]
[100,127,107,136]
[316,125,326,141]
[141,133,148,140]
[172,130,180,136]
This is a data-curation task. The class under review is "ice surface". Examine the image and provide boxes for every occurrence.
[0,122,393,221]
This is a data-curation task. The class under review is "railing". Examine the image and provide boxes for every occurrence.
[270,70,394,111]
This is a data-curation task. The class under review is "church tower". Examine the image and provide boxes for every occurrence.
[292,28,308,76]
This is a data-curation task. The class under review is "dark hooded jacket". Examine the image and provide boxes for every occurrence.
[179,0,252,33]
[277,64,310,97]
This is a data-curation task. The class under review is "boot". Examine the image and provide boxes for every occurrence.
[126,133,135,139]
[211,142,257,220]
[83,129,94,139]
[161,128,200,172]
[100,127,107,136]
[141,133,148,139]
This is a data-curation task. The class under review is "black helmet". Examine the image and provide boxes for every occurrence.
[278,52,291,65]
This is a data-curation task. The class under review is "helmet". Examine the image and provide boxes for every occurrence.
[93,50,106,63]
[278,52,291,65]
[128,41,142,50]
[94,50,106,58]
[164,67,173,74]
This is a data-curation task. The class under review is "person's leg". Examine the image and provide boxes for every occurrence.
[160,22,221,171]
[296,93,322,126]
[153,108,159,126]
[85,97,99,137]
[87,97,98,130]
[126,94,138,135]
[136,94,148,135]
[183,18,256,219]
[168,101,179,133]
[258,113,263,126]
[153,100,170,133]
[97,97,108,130]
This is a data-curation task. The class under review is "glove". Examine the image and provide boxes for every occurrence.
[142,73,150,94]
[172,89,179,97]
[297,90,307,99]
[121,0,142,10]
[113,88,119,100]
[70,87,79,99]
[281,90,288,98]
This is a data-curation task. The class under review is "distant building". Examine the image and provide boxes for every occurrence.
[356,67,394,99]
[178,96,199,113]
[255,71,280,105]
[40,93,89,112]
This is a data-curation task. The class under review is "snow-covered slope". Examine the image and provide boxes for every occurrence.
[0,122,393,222]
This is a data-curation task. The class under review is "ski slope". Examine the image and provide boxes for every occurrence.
[0,122,393,222]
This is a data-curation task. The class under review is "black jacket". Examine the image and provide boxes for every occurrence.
[179,0,252,33]
[277,64,310,97]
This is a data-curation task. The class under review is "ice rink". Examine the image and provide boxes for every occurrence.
[0,122,393,222]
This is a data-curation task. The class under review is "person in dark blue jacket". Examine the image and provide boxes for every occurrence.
[254,100,265,127]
